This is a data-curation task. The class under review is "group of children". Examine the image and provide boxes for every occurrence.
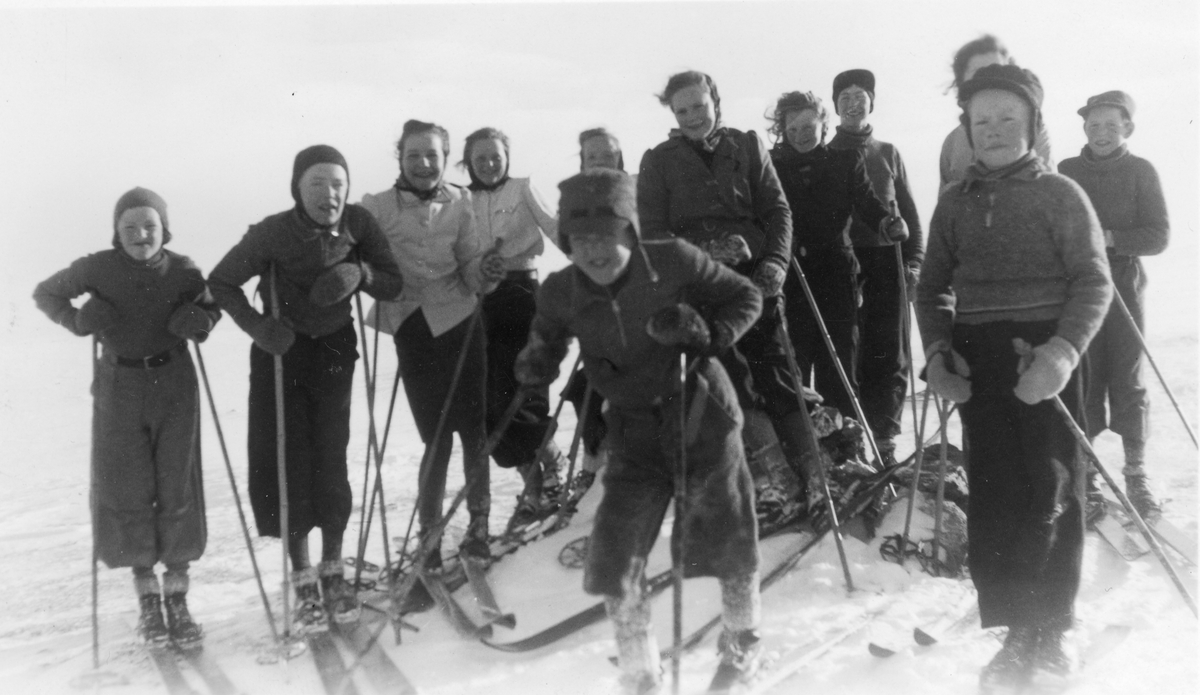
[35,31,1170,695]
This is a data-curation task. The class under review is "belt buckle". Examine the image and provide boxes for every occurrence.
[142,355,153,369]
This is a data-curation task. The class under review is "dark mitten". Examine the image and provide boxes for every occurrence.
[514,335,560,387]
[646,304,711,350]
[248,317,295,356]
[752,262,786,297]
[74,297,119,335]
[309,263,363,307]
[480,251,507,283]
[700,234,752,266]
[167,304,215,341]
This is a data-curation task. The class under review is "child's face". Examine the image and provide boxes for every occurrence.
[836,85,871,130]
[670,84,717,141]
[568,225,635,287]
[968,89,1031,169]
[1084,106,1134,158]
[581,136,622,172]
[470,137,508,187]
[298,162,348,227]
[117,206,164,261]
[784,109,823,153]
[402,132,446,191]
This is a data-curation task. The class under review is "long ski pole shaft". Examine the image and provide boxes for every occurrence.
[777,322,855,592]
[895,244,922,457]
[269,265,291,641]
[899,386,934,566]
[532,353,585,461]
[672,352,686,695]
[790,257,883,468]
[930,397,950,576]
[193,343,279,642]
[90,336,100,671]
[1048,395,1198,617]
[1110,290,1197,448]
[356,368,402,591]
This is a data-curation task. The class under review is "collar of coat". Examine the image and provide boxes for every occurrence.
[960,152,1050,192]
[1078,143,1131,170]
[392,182,461,207]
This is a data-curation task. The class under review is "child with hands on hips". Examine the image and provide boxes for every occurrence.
[34,188,221,649]
[515,169,765,695]
[916,64,1112,693]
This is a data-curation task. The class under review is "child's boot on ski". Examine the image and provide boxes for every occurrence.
[460,512,491,560]
[1085,468,1106,528]
[292,567,329,635]
[605,592,661,695]
[1124,473,1161,522]
[713,628,763,685]
[162,569,203,648]
[979,625,1037,693]
[539,442,566,506]
[134,571,169,648]
[1028,626,1076,692]
[318,560,361,624]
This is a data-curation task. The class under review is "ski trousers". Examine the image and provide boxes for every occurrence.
[854,245,909,443]
[1084,254,1149,445]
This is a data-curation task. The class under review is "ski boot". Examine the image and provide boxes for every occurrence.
[163,593,204,648]
[714,628,763,685]
[1028,626,1075,692]
[538,445,566,510]
[979,625,1037,693]
[460,512,491,560]
[1085,470,1107,529]
[1124,474,1162,523]
[136,593,171,648]
[875,438,898,469]
[318,560,361,624]
[291,567,329,635]
[506,490,544,532]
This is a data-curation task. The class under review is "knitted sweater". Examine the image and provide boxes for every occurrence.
[34,248,221,359]
[209,205,403,339]
[1057,145,1169,257]
[828,125,924,265]
[770,142,890,251]
[917,155,1112,354]
[469,177,560,270]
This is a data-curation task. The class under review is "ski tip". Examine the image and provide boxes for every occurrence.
[913,628,938,647]
[868,642,897,658]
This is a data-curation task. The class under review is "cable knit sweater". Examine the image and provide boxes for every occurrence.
[828,125,924,266]
[1057,145,1169,257]
[917,155,1112,354]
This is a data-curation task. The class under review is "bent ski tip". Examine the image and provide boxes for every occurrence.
[913,627,938,647]
[868,642,897,658]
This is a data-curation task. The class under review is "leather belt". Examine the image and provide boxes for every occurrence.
[115,345,181,369]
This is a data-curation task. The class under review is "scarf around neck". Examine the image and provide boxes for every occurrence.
[468,174,511,193]
[671,124,726,154]
[394,175,441,202]
[960,151,1046,192]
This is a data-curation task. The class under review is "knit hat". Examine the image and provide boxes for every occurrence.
[958,63,1044,147]
[832,69,875,113]
[557,169,638,254]
[1077,90,1136,120]
[291,144,349,209]
[112,187,171,248]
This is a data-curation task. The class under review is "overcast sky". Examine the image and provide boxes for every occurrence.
[2,0,1196,341]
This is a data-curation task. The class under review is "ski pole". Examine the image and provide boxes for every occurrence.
[776,321,855,592]
[672,352,687,695]
[898,385,933,567]
[1110,290,1197,448]
[91,336,100,673]
[789,256,884,469]
[192,343,279,643]
[895,244,924,465]
[269,264,292,642]
[1046,394,1198,617]
[544,384,592,536]
[353,367,402,592]
[930,396,951,577]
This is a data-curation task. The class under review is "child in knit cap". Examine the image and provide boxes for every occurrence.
[34,187,221,649]
[1058,91,1170,522]
[916,64,1111,692]
[515,169,764,694]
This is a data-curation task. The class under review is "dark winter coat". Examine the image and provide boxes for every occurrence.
[34,249,219,568]
[637,129,793,276]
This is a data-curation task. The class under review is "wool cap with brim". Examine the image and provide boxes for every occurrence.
[1077,90,1136,120]
[832,69,875,113]
[291,144,349,208]
[557,169,638,253]
[958,63,1044,147]
[112,186,171,248]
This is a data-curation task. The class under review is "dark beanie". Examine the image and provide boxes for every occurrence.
[1077,90,1136,120]
[112,186,171,248]
[958,64,1044,146]
[832,69,875,114]
[557,169,639,254]
[291,144,350,208]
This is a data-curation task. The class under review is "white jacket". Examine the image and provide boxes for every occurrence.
[469,177,559,271]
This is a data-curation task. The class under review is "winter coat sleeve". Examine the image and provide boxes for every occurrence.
[637,148,673,241]
[455,198,487,296]
[527,276,574,369]
[351,208,405,300]
[176,256,223,341]
[523,177,561,251]
[1113,159,1170,257]
[746,131,793,274]
[892,148,924,267]
[33,255,95,336]
[679,243,764,347]
[915,193,958,350]
[1049,178,1113,354]
[848,150,891,237]
[208,226,272,335]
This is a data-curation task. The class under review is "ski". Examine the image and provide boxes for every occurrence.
[1150,517,1197,566]
[1093,500,1150,561]
[308,631,361,695]
[176,645,242,695]
[146,645,201,695]
[420,569,493,639]
[746,606,892,694]
[1027,624,1132,694]
[463,556,517,630]
[331,614,418,695]
[868,590,979,657]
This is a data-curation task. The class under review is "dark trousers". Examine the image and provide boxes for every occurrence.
[1084,255,1149,444]
[248,324,357,541]
[784,247,860,419]
[855,246,909,443]
[955,320,1086,631]
[482,273,553,468]
[719,294,803,421]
